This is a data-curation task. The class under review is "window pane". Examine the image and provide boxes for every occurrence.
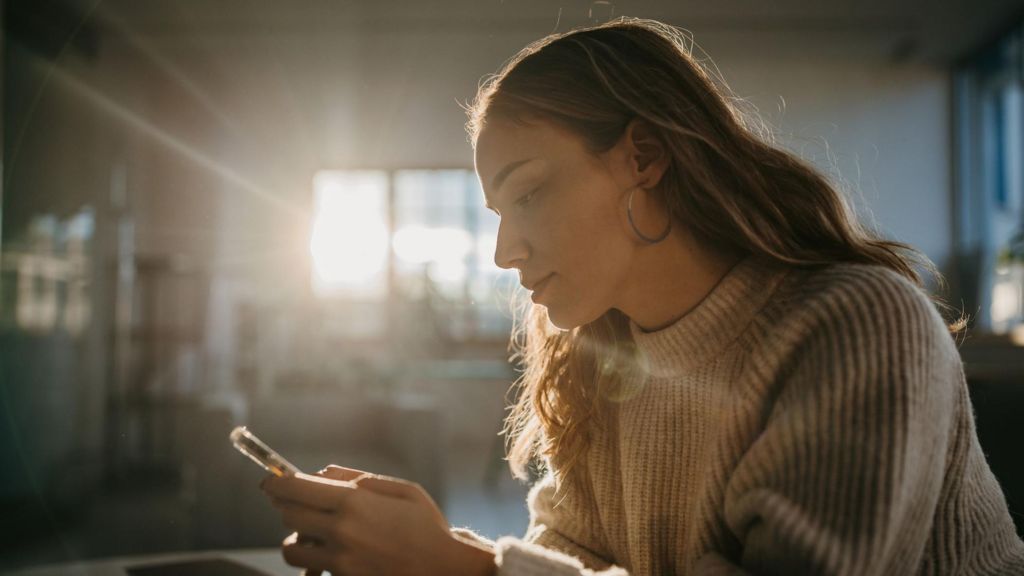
[394,170,516,340]
[310,170,389,301]
[394,170,471,302]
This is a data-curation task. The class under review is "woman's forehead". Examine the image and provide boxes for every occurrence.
[478,119,547,156]
[475,119,577,179]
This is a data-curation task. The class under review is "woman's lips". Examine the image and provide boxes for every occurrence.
[530,274,554,302]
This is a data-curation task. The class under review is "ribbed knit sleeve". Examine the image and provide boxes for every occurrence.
[492,471,630,575]
[708,268,960,575]
[450,526,497,549]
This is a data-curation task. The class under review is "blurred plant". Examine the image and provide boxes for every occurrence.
[996,229,1024,267]
[991,229,1024,333]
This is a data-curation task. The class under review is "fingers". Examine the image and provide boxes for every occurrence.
[262,472,357,512]
[276,501,337,543]
[281,532,338,574]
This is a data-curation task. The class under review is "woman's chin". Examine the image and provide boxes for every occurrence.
[545,304,601,332]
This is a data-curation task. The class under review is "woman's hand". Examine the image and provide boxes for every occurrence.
[261,465,494,576]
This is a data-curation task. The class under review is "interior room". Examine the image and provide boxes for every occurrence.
[2,0,1023,573]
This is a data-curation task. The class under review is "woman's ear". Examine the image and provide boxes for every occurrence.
[623,117,670,188]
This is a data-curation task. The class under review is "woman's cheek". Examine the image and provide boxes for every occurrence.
[527,209,561,242]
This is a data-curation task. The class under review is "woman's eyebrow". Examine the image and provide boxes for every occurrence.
[484,157,538,212]
[492,158,537,192]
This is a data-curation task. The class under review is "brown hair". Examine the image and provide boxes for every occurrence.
[463,16,967,500]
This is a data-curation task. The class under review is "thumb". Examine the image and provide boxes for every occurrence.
[352,474,419,500]
[316,464,371,482]
[318,466,418,501]
[354,475,449,530]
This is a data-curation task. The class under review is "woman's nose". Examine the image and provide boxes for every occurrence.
[493,219,529,270]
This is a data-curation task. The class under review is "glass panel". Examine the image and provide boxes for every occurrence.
[394,169,517,340]
[310,170,389,300]
[957,25,1024,332]
[1,209,94,336]
[469,177,520,338]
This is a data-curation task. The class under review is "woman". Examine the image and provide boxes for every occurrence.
[261,16,1024,575]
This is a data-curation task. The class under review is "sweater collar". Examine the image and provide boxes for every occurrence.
[627,255,790,378]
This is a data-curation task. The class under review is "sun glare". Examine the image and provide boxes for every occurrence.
[310,171,389,297]
[393,226,471,264]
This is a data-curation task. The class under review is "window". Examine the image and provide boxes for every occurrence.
[309,168,518,342]
[310,170,390,300]
[0,209,94,335]
[954,23,1024,332]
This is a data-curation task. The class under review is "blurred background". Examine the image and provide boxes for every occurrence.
[1,0,1023,571]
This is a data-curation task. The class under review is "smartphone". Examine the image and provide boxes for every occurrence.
[229,425,302,477]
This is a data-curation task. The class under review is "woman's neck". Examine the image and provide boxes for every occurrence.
[617,234,743,333]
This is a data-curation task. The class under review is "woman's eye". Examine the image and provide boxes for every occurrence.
[516,188,539,208]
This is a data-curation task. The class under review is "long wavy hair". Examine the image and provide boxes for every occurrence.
[463,16,967,501]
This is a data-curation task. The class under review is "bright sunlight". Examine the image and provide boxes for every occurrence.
[310,171,389,298]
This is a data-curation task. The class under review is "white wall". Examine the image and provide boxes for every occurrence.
[711,42,953,276]
[87,21,955,282]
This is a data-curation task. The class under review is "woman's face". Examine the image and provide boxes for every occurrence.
[474,117,641,330]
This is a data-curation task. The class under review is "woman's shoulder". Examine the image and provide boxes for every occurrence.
[753,261,955,361]
[738,261,964,419]
[776,261,941,323]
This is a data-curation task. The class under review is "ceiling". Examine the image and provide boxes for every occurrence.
[67,0,1024,66]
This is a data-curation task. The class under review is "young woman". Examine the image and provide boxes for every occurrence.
[260,17,1024,575]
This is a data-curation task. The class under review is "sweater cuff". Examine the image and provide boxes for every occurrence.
[450,526,497,551]
[493,536,630,576]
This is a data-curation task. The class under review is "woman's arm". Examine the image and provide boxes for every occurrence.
[264,463,628,576]
[519,470,618,569]
[444,533,498,576]
[702,270,957,575]
[451,470,630,575]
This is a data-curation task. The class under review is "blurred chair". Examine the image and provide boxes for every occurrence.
[961,333,1024,538]
[967,378,1024,538]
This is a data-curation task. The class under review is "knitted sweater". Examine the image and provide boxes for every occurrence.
[450,256,1024,575]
